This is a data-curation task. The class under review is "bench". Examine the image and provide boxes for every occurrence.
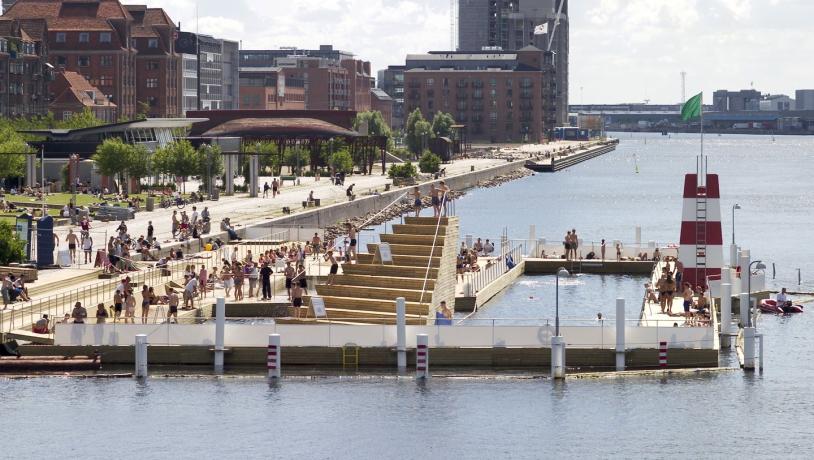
[280,176,297,185]
[95,205,135,221]
[0,265,37,282]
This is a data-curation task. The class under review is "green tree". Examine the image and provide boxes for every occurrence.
[283,147,308,175]
[0,126,31,180]
[125,144,152,192]
[0,221,25,265]
[152,140,199,192]
[405,108,426,154]
[418,151,441,174]
[387,161,417,179]
[431,111,455,138]
[198,144,224,192]
[329,149,354,174]
[92,138,132,193]
[414,120,432,152]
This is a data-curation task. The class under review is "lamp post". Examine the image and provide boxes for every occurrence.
[731,203,741,245]
[747,260,766,328]
[205,145,212,200]
[555,267,569,336]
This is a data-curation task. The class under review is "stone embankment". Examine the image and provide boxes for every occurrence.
[322,168,532,242]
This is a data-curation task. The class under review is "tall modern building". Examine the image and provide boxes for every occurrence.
[377,65,405,130]
[175,31,240,114]
[457,0,568,125]
[712,89,761,112]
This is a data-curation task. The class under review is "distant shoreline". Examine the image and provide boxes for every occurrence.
[608,128,812,136]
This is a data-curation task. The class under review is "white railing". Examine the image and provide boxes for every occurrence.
[54,318,716,350]
[466,241,525,294]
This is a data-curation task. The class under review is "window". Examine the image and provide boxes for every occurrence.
[63,111,73,120]
[147,61,159,70]
[99,75,112,87]
[148,96,157,107]
[55,33,66,43]
[78,56,90,67]
[79,32,89,43]
[148,38,158,49]
[100,55,112,67]
[146,78,158,88]
[426,78,434,87]
[56,56,66,66]
[99,32,111,43]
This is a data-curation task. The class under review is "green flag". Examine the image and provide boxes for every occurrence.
[681,92,703,121]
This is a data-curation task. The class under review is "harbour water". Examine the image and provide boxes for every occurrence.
[3,133,814,458]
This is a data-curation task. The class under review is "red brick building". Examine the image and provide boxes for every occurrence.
[49,70,116,121]
[239,67,306,110]
[2,0,180,119]
[404,46,556,143]
[370,88,393,128]
[126,5,180,117]
[0,17,49,117]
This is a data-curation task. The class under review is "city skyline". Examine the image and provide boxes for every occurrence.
[131,0,814,105]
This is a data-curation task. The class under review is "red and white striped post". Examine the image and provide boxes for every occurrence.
[416,334,429,379]
[659,341,668,368]
[677,172,723,290]
[268,334,281,379]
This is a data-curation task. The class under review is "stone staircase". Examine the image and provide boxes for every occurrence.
[286,216,459,325]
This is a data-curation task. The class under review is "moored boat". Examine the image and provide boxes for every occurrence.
[760,299,804,314]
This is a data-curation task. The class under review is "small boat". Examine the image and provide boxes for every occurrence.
[524,160,550,172]
[760,299,804,314]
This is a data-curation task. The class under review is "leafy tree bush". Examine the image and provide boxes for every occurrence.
[431,111,455,138]
[418,151,441,174]
[0,221,26,265]
[388,161,417,179]
[92,138,132,192]
[329,150,354,174]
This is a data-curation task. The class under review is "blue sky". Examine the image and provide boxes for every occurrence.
[132,0,814,104]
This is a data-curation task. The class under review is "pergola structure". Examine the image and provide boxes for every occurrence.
[187,110,390,197]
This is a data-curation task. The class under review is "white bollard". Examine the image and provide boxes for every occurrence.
[528,225,536,257]
[551,336,565,379]
[268,334,281,379]
[214,297,226,373]
[738,249,751,280]
[635,226,642,248]
[396,297,406,372]
[743,327,756,370]
[537,238,546,258]
[416,334,429,379]
[135,334,148,378]
[615,298,625,371]
[720,283,732,348]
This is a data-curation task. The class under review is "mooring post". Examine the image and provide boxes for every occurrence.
[551,336,565,379]
[214,297,226,373]
[396,297,406,373]
[730,244,739,268]
[268,334,281,379]
[416,334,429,379]
[634,226,642,249]
[615,298,625,371]
[135,334,148,379]
[720,283,732,348]
[528,225,536,257]
[743,327,756,370]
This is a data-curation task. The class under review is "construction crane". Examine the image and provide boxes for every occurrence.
[546,0,566,51]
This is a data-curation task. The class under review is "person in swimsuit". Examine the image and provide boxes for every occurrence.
[291,284,303,318]
[284,261,295,300]
[65,229,79,264]
[429,184,440,217]
[124,289,136,324]
[346,223,358,263]
[113,289,123,322]
[437,181,450,216]
[682,282,694,320]
[272,178,279,198]
[167,289,179,323]
[412,186,422,217]
[141,285,151,324]
[296,263,308,295]
[325,250,339,285]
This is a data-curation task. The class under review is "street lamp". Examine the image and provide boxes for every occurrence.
[555,267,569,336]
[731,203,741,245]
[205,145,213,200]
[747,260,766,328]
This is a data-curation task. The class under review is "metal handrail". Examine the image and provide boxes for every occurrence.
[418,191,448,314]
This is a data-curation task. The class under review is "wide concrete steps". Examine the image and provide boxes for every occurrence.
[404,216,450,226]
[316,284,433,303]
[336,274,436,291]
[380,233,445,247]
[340,263,438,279]
[356,253,440,268]
[366,243,443,258]
[28,269,104,298]
[391,224,447,235]
[304,295,429,316]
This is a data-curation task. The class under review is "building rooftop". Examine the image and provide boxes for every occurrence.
[52,71,116,108]
[370,88,393,101]
[201,117,359,139]
[407,52,518,61]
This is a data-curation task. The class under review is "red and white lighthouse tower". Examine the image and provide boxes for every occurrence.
[678,170,723,289]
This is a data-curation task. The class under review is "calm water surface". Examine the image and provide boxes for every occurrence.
[3,133,814,458]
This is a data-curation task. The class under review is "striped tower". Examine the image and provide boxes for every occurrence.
[678,173,723,289]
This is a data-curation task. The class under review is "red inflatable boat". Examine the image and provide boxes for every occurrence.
[760,299,804,314]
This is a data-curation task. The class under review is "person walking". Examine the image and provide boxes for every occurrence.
[263,181,270,198]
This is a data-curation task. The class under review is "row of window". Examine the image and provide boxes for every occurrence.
[414,77,535,89]
[54,55,162,71]
[54,32,160,49]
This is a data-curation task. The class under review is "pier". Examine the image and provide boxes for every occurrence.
[524,139,619,172]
